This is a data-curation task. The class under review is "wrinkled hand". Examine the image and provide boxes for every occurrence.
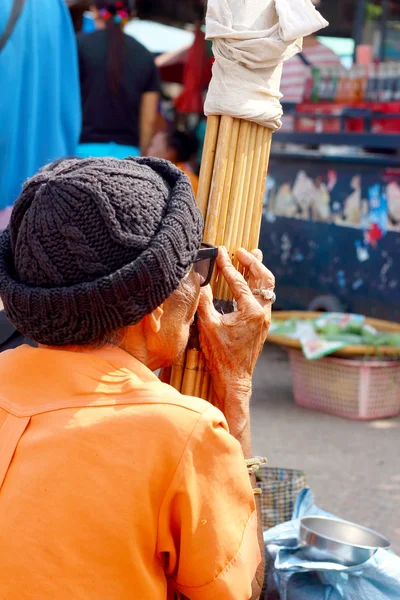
[197,246,275,416]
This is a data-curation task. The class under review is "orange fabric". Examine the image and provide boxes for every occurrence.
[0,345,260,599]
[0,414,30,488]
[176,162,199,196]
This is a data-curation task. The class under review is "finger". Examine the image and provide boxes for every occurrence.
[251,248,263,262]
[243,248,263,284]
[197,285,220,326]
[244,249,263,282]
[236,248,275,291]
[217,247,256,311]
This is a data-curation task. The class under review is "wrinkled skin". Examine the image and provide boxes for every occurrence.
[197,247,275,437]
[121,247,275,427]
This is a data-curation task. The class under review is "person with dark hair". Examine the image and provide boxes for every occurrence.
[77,1,160,158]
[148,129,200,195]
[0,156,274,599]
[67,0,91,32]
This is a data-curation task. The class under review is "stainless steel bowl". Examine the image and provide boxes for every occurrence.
[299,516,390,566]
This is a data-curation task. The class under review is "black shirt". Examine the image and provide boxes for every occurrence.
[77,30,160,147]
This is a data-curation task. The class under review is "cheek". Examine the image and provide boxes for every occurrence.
[187,269,201,310]
[187,291,200,324]
[161,301,198,362]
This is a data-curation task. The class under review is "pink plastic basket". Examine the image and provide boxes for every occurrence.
[288,350,400,420]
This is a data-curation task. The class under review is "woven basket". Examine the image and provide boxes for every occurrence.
[257,466,307,531]
[289,349,400,420]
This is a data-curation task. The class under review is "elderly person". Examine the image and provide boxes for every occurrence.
[0,157,274,599]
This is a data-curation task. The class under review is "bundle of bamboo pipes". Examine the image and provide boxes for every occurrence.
[169,115,272,401]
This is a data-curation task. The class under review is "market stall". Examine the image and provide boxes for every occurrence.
[261,136,400,320]
[259,0,400,321]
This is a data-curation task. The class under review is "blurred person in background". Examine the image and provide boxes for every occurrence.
[0,0,81,231]
[77,0,160,158]
[148,129,200,195]
[279,0,340,106]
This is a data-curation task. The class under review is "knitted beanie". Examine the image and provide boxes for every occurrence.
[0,157,203,345]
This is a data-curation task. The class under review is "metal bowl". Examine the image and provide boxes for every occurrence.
[299,516,390,566]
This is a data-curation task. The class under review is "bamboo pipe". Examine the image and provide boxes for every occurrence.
[211,118,240,292]
[176,121,229,394]
[215,118,240,246]
[203,115,234,245]
[210,126,273,291]
[170,118,227,396]
[219,121,255,300]
[219,126,272,294]
[228,122,253,257]
[200,371,211,401]
[197,115,220,219]
[238,124,267,284]
[171,119,274,403]
[215,128,273,302]
[206,130,273,401]
[169,119,220,393]
[241,124,265,252]
[193,353,205,399]
[174,122,227,395]
[217,120,250,300]
[220,120,250,255]
[249,128,273,251]
[233,122,258,262]
[170,353,186,391]
[194,369,204,399]
[181,349,199,396]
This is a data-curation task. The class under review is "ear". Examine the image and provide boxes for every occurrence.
[147,305,164,334]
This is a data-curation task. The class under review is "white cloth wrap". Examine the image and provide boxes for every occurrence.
[204,0,329,130]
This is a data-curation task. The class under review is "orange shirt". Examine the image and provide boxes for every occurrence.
[0,345,260,599]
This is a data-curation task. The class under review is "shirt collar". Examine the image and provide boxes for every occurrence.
[0,344,162,417]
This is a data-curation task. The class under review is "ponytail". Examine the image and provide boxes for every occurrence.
[106,18,124,96]
[95,1,130,95]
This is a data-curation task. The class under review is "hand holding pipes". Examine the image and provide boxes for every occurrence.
[197,246,275,439]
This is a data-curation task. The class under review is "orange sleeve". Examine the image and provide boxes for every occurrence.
[157,405,261,600]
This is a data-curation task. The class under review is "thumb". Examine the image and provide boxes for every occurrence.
[197,285,219,326]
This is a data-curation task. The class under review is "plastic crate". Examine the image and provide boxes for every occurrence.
[289,350,400,420]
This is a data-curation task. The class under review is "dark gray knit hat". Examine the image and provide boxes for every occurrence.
[0,157,203,345]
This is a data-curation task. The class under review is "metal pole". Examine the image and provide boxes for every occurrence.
[353,0,367,62]
[379,0,389,62]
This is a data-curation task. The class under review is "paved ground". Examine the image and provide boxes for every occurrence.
[251,345,400,554]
